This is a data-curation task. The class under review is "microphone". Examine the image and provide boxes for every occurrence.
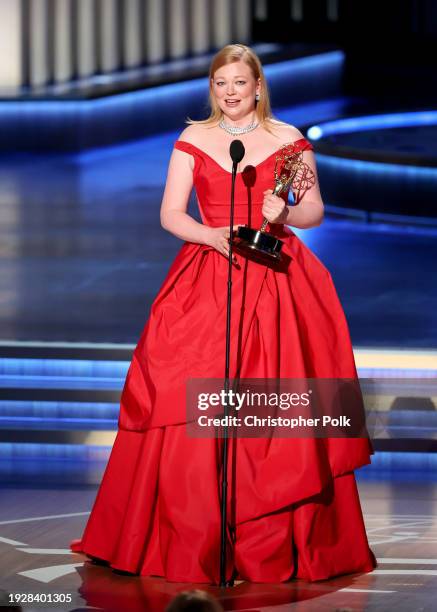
[229,140,245,168]
[221,138,245,586]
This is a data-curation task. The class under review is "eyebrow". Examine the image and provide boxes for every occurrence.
[214,75,248,79]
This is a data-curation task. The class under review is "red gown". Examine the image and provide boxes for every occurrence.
[70,137,377,584]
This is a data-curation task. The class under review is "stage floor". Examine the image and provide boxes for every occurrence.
[0,478,436,611]
[0,129,435,349]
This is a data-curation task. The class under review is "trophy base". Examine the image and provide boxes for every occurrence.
[232,225,283,263]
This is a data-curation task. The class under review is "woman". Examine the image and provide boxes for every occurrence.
[70,44,377,585]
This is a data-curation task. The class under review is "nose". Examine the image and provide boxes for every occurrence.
[226,83,235,95]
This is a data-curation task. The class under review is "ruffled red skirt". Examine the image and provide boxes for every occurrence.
[70,236,377,583]
[71,426,376,583]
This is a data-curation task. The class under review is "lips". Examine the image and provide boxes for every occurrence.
[225,99,240,106]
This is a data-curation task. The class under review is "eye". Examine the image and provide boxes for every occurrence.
[236,80,246,85]
[216,81,225,86]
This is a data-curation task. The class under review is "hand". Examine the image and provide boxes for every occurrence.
[262,190,289,224]
[204,225,242,262]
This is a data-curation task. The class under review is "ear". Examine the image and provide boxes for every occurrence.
[256,79,261,95]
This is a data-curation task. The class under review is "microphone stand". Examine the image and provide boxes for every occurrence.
[219,151,239,588]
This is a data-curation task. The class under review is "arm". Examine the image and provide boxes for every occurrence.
[160,147,210,244]
[262,147,324,230]
[160,145,241,260]
[284,147,324,229]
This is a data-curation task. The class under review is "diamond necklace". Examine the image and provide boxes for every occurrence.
[219,118,259,135]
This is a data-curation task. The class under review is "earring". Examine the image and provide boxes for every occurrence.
[255,93,260,101]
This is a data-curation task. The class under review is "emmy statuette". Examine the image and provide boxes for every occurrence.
[232,142,312,263]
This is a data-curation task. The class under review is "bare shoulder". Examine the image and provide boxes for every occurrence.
[177,123,212,145]
[267,119,306,144]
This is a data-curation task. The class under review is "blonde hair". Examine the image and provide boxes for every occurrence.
[187,43,285,134]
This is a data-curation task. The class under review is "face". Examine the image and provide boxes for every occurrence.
[211,60,261,121]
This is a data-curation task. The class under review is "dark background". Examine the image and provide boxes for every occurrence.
[253,0,436,106]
